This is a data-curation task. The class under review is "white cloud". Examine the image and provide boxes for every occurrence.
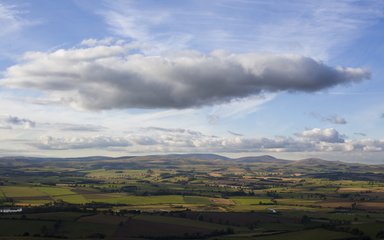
[34,135,131,150]
[297,128,345,143]
[2,41,370,110]
[30,127,384,154]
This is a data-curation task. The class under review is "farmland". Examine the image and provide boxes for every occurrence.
[0,154,383,239]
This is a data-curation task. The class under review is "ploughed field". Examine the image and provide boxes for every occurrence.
[0,154,383,239]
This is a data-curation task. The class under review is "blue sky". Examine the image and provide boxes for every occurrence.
[0,0,384,163]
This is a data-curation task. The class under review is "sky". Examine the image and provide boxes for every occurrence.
[0,0,384,163]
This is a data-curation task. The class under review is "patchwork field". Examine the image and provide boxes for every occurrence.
[0,154,383,239]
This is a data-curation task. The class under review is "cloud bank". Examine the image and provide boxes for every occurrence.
[35,135,130,150]
[30,127,384,154]
[2,41,370,110]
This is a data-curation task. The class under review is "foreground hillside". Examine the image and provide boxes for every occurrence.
[0,154,383,239]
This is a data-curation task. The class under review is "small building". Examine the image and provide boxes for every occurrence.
[267,208,277,214]
[0,208,23,213]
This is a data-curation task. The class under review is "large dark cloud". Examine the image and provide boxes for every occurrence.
[2,42,370,110]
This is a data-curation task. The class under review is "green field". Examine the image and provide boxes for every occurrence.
[36,186,76,196]
[231,197,274,205]
[0,186,48,198]
[0,154,383,239]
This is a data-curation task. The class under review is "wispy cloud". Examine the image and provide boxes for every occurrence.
[0,2,40,38]
[100,0,169,41]
[310,113,347,125]
[325,116,347,125]
[0,3,27,36]
[98,0,384,58]
[58,124,105,132]
[98,0,188,53]
[227,130,243,136]
[245,0,384,59]
[208,94,276,122]
[354,132,367,137]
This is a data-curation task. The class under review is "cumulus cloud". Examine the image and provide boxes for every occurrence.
[31,126,384,154]
[345,139,384,152]
[29,133,306,152]
[33,135,130,150]
[30,126,384,153]
[32,131,301,152]
[5,116,36,129]
[1,41,370,110]
[212,136,314,153]
[297,128,345,143]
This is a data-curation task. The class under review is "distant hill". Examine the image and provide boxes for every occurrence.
[124,153,230,162]
[1,154,383,172]
[167,153,230,161]
[236,155,289,164]
[290,158,334,165]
